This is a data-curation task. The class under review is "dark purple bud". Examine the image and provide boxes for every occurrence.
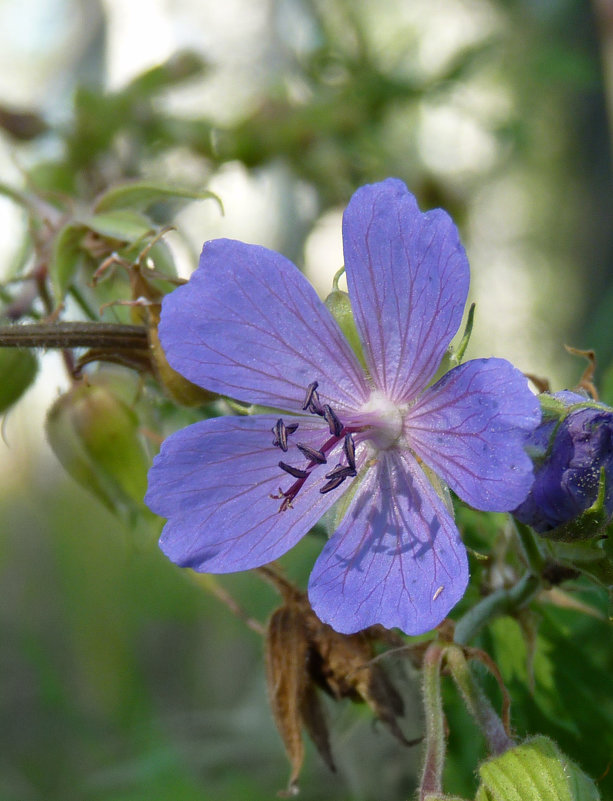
[513,391,613,540]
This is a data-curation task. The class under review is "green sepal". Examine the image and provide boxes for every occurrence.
[0,348,38,413]
[93,180,222,215]
[475,736,600,801]
[324,268,367,371]
[448,302,475,366]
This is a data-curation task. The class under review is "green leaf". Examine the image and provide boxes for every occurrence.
[93,180,222,214]
[49,223,86,301]
[0,348,38,413]
[476,736,600,801]
[81,209,154,242]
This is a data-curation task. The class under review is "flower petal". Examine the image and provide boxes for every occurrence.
[145,414,350,572]
[405,358,541,511]
[342,179,469,402]
[159,239,368,412]
[308,452,468,635]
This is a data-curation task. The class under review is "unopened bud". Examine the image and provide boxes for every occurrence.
[476,735,600,800]
[45,380,150,523]
[147,304,215,406]
[513,391,613,540]
[324,286,366,369]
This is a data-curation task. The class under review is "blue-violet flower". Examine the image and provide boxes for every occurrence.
[145,179,540,635]
[513,390,613,538]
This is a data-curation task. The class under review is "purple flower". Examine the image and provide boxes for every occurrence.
[145,179,540,635]
[513,391,613,537]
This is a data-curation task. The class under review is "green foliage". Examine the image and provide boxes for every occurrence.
[0,347,38,413]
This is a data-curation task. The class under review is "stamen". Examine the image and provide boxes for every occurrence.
[278,461,310,480]
[271,419,299,451]
[343,432,356,470]
[302,381,319,411]
[271,419,287,451]
[325,463,357,480]
[323,404,343,437]
[319,474,346,494]
[296,442,327,464]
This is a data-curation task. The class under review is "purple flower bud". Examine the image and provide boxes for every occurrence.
[513,391,613,539]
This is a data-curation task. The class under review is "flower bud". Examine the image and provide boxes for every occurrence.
[45,379,150,523]
[476,735,600,800]
[324,286,366,369]
[513,391,613,540]
[147,304,215,406]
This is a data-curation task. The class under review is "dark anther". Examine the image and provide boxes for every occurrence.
[271,419,299,451]
[279,461,310,479]
[319,474,347,494]
[296,443,327,464]
[343,433,356,470]
[302,381,319,411]
[323,404,343,437]
[325,463,357,480]
[302,380,324,415]
[272,419,287,451]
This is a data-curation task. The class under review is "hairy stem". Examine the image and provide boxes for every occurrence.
[419,643,447,800]
[0,322,149,350]
[446,646,514,756]
[453,572,541,645]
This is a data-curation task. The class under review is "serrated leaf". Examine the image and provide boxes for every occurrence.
[81,209,154,242]
[477,736,600,801]
[93,181,222,214]
[0,348,38,413]
[50,222,86,300]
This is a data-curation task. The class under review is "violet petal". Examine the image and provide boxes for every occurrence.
[342,179,469,402]
[307,451,468,635]
[145,414,342,572]
[405,358,540,512]
[159,239,369,413]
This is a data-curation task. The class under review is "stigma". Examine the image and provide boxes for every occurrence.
[358,391,405,451]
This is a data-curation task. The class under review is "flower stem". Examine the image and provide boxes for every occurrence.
[419,643,447,800]
[513,519,546,574]
[445,646,514,756]
[453,572,541,645]
[191,573,266,636]
[0,322,149,350]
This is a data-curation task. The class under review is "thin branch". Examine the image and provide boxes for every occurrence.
[0,322,149,350]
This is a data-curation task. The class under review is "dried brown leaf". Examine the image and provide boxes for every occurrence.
[265,604,310,794]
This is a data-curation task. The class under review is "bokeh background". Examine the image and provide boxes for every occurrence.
[1,1,613,799]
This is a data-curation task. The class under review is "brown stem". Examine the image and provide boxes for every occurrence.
[0,322,149,350]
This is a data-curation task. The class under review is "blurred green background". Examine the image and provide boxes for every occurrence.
[1,1,613,799]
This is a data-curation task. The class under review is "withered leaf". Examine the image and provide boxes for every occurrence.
[266,602,335,796]
[304,608,420,746]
